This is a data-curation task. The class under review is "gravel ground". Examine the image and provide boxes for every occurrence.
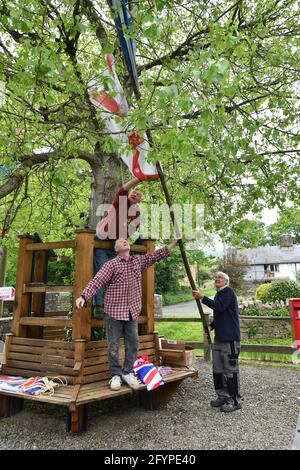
[0,360,299,450]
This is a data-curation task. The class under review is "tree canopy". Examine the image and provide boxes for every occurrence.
[0,0,299,254]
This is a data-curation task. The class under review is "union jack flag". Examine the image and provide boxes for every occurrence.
[88,54,159,181]
[133,355,164,391]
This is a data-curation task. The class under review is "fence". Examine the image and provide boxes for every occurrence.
[155,313,295,362]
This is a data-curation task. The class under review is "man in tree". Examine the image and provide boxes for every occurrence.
[192,272,242,412]
[76,237,179,391]
[93,177,142,311]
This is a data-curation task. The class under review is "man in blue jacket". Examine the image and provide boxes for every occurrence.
[192,272,242,412]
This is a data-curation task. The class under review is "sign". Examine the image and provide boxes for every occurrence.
[0,287,15,301]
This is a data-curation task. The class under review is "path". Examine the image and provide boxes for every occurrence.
[162,300,211,315]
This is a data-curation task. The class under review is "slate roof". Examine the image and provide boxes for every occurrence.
[237,245,300,265]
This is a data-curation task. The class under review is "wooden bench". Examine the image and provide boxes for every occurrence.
[0,333,198,433]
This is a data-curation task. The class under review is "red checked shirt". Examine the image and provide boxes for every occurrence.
[81,247,169,320]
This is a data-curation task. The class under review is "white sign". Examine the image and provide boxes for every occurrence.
[0,287,15,301]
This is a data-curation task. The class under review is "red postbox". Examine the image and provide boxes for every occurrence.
[289,298,300,349]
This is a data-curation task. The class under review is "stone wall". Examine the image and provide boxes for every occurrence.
[154,294,163,317]
[239,298,290,314]
[240,316,291,340]
[1,292,71,318]
[0,316,12,337]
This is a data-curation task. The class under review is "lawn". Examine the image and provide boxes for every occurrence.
[161,282,215,306]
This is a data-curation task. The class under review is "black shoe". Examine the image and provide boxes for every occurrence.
[220,402,242,413]
[210,398,228,408]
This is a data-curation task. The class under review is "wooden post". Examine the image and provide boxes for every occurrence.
[74,339,86,384]
[72,230,94,340]
[29,251,48,338]
[12,235,34,337]
[203,312,212,362]
[67,404,88,434]
[141,239,155,335]
[0,246,7,317]
[153,330,161,366]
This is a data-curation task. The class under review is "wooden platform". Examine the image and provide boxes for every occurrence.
[0,232,199,433]
[0,334,198,432]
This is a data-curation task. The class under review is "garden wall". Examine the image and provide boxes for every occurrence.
[240,315,291,340]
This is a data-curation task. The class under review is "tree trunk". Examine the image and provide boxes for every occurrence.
[0,247,7,317]
[88,153,122,230]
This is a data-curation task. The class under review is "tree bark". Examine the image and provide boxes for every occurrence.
[88,153,122,230]
[0,247,7,317]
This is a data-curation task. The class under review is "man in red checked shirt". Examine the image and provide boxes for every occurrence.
[93,177,142,311]
[76,237,179,391]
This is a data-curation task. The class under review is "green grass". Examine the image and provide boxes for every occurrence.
[162,290,194,306]
[162,285,215,306]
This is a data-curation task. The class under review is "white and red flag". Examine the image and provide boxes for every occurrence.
[88,54,159,181]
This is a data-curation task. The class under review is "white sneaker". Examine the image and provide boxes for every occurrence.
[109,375,122,391]
[122,373,141,390]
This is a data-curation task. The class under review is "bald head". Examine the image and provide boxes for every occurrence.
[115,238,130,255]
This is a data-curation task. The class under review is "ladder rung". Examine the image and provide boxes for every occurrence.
[26,240,76,251]
[19,317,72,327]
[23,284,74,293]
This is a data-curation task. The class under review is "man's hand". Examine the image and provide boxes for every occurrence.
[204,325,211,339]
[167,238,180,251]
[192,289,204,300]
[76,296,86,309]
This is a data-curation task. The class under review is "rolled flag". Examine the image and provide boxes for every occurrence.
[88,54,159,181]
[133,355,164,391]
[107,0,140,94]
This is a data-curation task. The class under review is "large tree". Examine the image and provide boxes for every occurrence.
[0,0,299,252]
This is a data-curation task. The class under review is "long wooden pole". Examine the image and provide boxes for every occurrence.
[155,161,212,344]
[111,18,212,344]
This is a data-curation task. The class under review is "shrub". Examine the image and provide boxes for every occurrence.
[242,307,289,317]
[262,279,300,303]
[242,307,262,317]
[255,283,271,301]
[269,307,289,317]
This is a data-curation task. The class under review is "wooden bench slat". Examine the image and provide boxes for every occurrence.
[6,360,78,376]
[11,337,75,349]
[8,352,75,366]
[83,372,111,384]
[83,364,108,375]
[3,367,75,384]
[84,355,108,366]
[10,344,75,358]
[84,348,108,359]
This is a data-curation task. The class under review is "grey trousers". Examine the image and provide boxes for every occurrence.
[105,315,139,377]
[212,340,242,406]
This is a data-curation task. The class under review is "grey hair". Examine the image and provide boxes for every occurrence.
[215,271,230,281]
[114,238,126,252]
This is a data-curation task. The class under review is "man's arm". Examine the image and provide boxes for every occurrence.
[139,239,179,270]
[122,177,140,192]
[192,288,235,314]
[75,263,114,309]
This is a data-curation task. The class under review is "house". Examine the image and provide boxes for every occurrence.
[234,235,300,282]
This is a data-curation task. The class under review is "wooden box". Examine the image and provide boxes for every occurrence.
[159,339,196,367]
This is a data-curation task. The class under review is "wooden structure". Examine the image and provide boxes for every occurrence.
[0,230,197,433]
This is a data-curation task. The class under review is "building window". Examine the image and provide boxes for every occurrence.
[264,264,279,276]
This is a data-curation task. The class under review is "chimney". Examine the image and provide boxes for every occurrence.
[279,234,293,251]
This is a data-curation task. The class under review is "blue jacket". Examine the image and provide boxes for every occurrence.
[201,286,240,342]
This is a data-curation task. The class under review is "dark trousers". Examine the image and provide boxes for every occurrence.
[105,314,139,377]
[93,236,116,307]
[212,340,242,406]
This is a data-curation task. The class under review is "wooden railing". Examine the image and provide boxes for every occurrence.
[155,314,296,362]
